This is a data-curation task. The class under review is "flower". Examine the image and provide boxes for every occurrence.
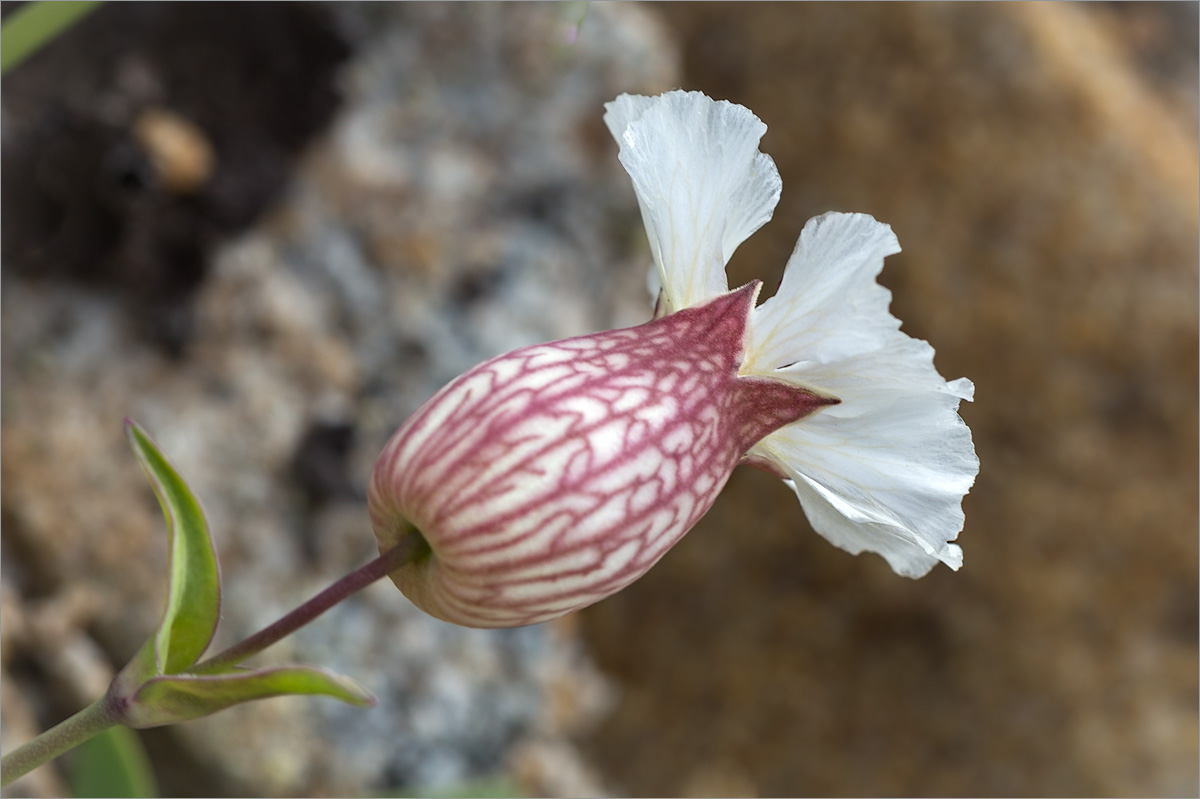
[369,90,978,628]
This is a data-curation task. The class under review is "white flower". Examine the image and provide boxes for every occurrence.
[369,90,979,628]
[604,89,978,576]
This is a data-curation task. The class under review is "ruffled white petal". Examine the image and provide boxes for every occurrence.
[604,90,782,313]
[752,349,976,576]
[602,93,657,145]
[743,212,978,576]
[743,212,904,374]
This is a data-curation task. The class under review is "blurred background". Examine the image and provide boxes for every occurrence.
[1,2,1195,797]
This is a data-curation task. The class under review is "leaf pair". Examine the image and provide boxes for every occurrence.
[109,422,373,729]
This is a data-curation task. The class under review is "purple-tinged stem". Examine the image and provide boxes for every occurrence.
[191,531,425,675]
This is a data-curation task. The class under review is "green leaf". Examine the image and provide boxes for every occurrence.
[68,726,157,799]
[123,666,375,728]
[0,2,103,76]
[126,420,221,675]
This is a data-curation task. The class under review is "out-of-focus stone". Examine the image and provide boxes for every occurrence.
[2,3,673,796]
[579,3,1197,797]
[132,107,216,195]
[0,680,69,799]
[0,3,352,353]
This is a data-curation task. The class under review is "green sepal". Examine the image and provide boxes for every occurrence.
[122,666,375,728]
[126,420,221,675]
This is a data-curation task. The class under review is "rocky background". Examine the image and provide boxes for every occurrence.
[580,3,1199,797]
[2,2,1196,798]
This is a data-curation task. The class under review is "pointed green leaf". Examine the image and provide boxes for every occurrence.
[68,726,157,799]
[123,666,375,728]
[126,421,221,675]
[1,1,103,76]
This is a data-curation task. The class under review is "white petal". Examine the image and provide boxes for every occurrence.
[742,211,977,575]
[743,212,902,374]
[784,475,964,576]
[602,93,657,144]
[604,90,782,312]
[749,316,978,576]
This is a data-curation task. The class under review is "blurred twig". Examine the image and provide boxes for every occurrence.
[1,1,102,76]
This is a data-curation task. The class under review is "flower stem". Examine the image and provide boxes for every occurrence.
[191,531,426,675]
[1,533,426,785]
[1,696,117,788]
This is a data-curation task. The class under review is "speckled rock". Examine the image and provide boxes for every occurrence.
[3,3,670,796]
[8,3,1194,798]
